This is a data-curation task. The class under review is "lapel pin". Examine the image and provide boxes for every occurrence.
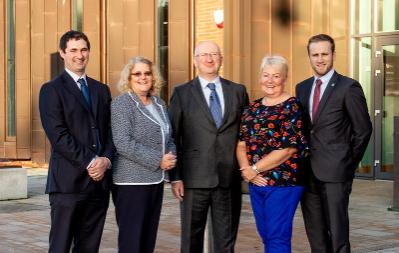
[331,83,335,87]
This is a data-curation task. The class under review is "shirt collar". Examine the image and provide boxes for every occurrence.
[198,76,221,89]
[314,68,335,85]
[65,68,87,83]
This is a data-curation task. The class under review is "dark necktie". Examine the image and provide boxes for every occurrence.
[207,83,222,128]
[78,78,92,108]
[78,78,102,153]
[312,78,322,121]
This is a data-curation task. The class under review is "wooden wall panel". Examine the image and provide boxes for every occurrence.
[84,0,101,81]
[107,0,155,97]
[30,0,47,164]
[292,0,313,86]
[107,0,125,95]
[224,0,250,85]
[248,0,269,100]
[139,0,155,59]
[15,0,31,158]
[168,0,191,92]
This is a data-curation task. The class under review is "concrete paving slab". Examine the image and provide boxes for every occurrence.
[0,168,398,252]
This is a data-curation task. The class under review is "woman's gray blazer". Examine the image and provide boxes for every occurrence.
[111,91,176,184]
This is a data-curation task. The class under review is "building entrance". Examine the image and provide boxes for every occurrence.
[373,36,399,180]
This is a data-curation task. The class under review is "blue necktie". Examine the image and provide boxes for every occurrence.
[78,78,92,109]
[207,83,222,128]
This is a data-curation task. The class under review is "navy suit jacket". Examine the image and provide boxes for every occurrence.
[168,77,249,188]
[39,71,114,193]
[296,71,372,182]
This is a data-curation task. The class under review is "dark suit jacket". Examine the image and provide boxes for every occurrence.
[169,77,249,188]
[39,71,114,193]
[296,71,372,182]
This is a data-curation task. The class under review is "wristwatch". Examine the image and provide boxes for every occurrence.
[252,164,261,174]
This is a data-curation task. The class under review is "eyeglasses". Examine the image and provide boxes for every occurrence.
[195,52,221,59]
[131,71,152,77]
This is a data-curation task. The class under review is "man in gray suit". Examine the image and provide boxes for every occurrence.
[296,34,372,253]
[169,41,248,253]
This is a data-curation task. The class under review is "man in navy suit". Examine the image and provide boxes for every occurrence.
[296,34,372,253]
[39,30,114,253]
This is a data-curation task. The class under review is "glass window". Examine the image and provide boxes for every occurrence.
[352,0,372,34]
[353,37,373,175]
[72,0,83,31]
[6,0,15,137]
[376,0,399,32]
[157,0,168,101]
[382,44,399,173]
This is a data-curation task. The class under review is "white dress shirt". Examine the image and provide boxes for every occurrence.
[309,68,335,121]
[65,68,87,90]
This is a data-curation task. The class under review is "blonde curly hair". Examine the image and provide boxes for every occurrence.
[117,56,163,96]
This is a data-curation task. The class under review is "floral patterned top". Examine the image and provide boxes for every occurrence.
[239,97,308,186]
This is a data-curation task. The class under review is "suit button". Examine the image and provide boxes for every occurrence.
[92,144,97,148]
[310,130,314,134]
[91,125,96,129]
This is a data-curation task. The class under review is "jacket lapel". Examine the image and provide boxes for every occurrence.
[60,71,93,115]
[219,78,232,130]
[189,78,216,126]
[128,92,161,126]
[313,71,339,124]
[87,77,99,119]
[303,78,314,113]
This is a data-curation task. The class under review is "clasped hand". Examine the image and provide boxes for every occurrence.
[88,157,110,181]
[160,152,177,171]
[240,166,267,187]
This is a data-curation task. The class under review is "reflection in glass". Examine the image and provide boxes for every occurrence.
[376,0,399,32]
[157,0,168,101]
[353,38,373,175]
[7,0,15,137]
[382,44,399,173]
[72,0,83,31]
[353,0,372,34]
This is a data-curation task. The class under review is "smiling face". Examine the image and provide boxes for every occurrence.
[59,39,89,76]
[308,40,335,77]
[129,63,153,96]
[260,64,286,98]
[194,41,223,81]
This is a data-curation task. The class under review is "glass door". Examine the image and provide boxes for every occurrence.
[374,36,399,180]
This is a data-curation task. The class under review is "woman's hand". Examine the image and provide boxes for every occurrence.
[160,152,177,170]
[240,165,258,182]
[250,175,267,187]
[241,165,268,187]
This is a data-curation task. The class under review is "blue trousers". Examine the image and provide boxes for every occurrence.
[249,184,304,253]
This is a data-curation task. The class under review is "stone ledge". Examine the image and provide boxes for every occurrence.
[0,168,28,200]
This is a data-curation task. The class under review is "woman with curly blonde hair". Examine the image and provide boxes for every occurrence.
[111,56,176,253]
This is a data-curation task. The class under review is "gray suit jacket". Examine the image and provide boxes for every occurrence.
[296,71,372,182]
[111,92,175,184]
[168,77,249,188]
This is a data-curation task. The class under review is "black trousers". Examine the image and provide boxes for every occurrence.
[301,173,353,253]
[180,185,242,253]
[112,183,164,253]
[48,189,110,253]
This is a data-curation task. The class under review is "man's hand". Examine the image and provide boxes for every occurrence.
[171,180,184,202]
[88,157,110,181]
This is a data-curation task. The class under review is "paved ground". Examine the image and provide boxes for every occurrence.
[0,168,399,252]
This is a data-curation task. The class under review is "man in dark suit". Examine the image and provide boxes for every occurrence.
[39,30,114,253]
[296,34,372,253]
[169,41,248,253]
